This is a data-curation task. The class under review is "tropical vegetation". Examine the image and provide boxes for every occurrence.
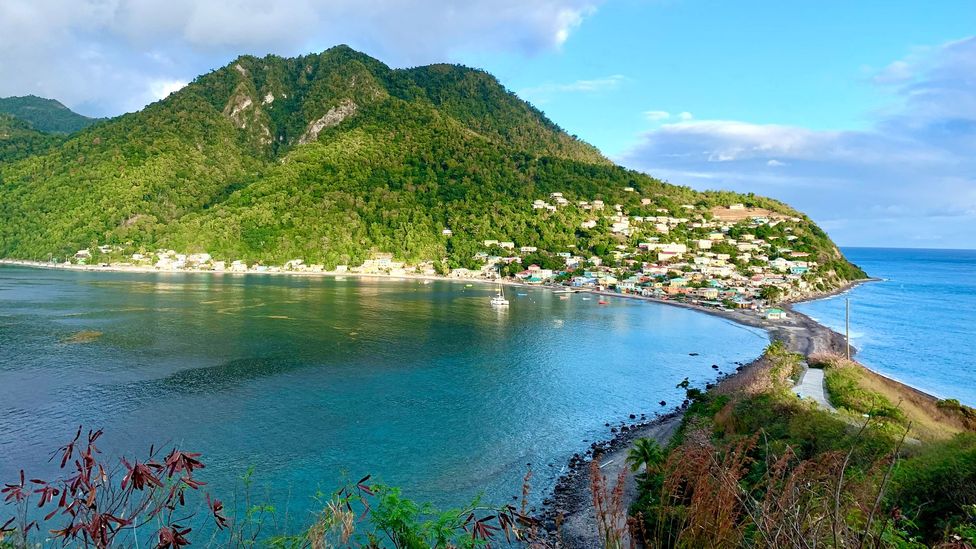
[0,95,100,134]
[0,46,862,286]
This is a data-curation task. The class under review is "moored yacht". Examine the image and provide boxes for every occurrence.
[490,288,509,307]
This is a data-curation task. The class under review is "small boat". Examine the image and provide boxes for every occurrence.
[490,286,509,307]
[598,299,609,305]
[581,296,591,300]
[517,292,527,296]
[559,295,569,300]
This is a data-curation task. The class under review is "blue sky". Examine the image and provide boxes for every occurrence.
[472,1,975,154]
[1,0,974,248]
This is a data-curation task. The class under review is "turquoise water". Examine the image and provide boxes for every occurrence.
[795,247,976,406]
[0,266,767,531]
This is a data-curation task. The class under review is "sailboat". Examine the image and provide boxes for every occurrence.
[490,286,510,307]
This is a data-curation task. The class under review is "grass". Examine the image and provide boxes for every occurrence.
[813,353,974,441]
[629,343,976,547]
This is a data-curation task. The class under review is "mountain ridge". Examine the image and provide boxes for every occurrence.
[0,46,864,288]
[0,95,102,134]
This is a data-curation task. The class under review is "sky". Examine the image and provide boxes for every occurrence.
[1,0,974,249]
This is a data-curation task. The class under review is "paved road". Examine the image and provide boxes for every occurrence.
[794,365,836,411]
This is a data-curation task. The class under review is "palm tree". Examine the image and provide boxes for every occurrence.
[626,438,665,474]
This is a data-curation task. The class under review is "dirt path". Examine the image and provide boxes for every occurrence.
[794,364,836,411]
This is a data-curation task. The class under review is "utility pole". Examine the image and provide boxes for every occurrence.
[846,298,851,360]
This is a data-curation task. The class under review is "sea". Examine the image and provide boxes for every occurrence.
[795,247,976,406]
[2,247,970,535]
[0,265,767,534]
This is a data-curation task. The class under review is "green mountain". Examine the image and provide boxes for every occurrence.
[0,45,863,284]
[0,95,101,134]
[0,113,66,163]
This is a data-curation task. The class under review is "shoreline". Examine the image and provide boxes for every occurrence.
[3,260,929,423]
[6,259,921,417]
[538,278,883,547]
[2,259,942,544]
[544,275,959,547]
[0,258,521,288]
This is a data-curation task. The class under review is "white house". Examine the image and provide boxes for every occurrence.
[766,308,788,320]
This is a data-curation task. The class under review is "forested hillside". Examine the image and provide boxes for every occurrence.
[0,114,65,163]
[0,95,101,134]
[0,46,862,282]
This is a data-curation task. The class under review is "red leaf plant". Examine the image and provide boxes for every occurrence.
[0,426,227,548]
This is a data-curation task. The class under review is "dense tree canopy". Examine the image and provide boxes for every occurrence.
[0,95,101,134]
[0,46,862,280]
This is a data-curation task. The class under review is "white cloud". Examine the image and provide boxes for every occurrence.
[0,0,602,116]
[644,110,671,121]
[149,80,188,101]
[872,60,915,85]
[553,6,593,45]
[520,74,625,100]
[677,111,693,121]
[617,37,976,248]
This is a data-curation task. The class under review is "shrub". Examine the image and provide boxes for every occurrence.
[823,365,906,424]
[888,433,976,543]
[0,427,224,549]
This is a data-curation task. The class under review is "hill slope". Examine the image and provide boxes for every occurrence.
[0,46,863,288]
[0,114,65,163]
[0,96,101,134]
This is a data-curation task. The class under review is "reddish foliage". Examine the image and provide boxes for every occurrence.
[2,471,28,504]
[1,426,226,548]
[157,524,192,548]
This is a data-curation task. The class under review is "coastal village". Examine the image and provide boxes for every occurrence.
[60,197,838,320]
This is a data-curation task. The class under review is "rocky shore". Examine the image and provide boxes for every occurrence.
[540,280,875,548]
[3,259,884,546]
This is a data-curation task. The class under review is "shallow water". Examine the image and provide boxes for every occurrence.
[795,247,976,406]
[0,266,767,531]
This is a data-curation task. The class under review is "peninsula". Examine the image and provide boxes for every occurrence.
[3,45,972,549]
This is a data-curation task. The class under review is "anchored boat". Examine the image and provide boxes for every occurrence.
[490,287,510,307]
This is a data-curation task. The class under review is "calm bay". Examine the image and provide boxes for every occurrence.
[0,265,768,528]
